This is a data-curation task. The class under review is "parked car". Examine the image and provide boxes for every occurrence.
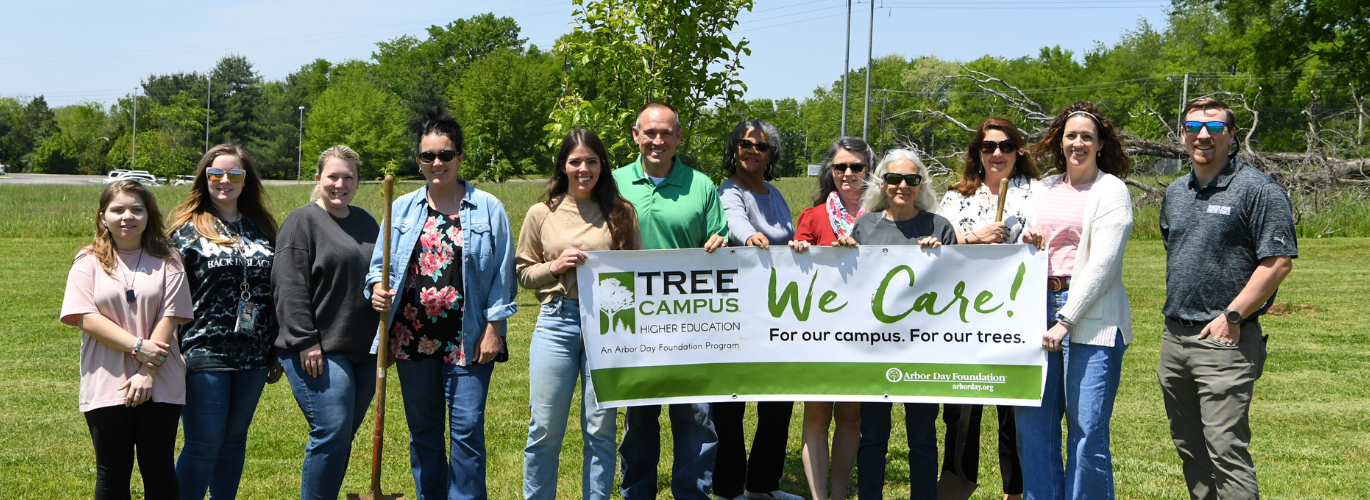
[171,175,195,186]
[105,169,130,179]
[103,170,160,186]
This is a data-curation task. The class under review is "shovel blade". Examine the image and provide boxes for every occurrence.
[345,494,404,500]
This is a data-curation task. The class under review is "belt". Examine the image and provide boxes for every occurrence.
[1047,276,1071,292]
[1167,316,1257,327]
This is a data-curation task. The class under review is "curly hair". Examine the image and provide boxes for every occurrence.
[1032,101,1132,178]
[862,149,938,214]
[950,117,1040,196]
[722,120,782,181]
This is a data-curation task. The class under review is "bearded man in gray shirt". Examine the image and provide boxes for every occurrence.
[1158,97,1296,500]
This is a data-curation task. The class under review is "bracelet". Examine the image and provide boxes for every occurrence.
[131,338,143,357]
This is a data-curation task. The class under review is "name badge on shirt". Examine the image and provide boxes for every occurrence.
[234,300,258,332]
[1206,205,1232,215]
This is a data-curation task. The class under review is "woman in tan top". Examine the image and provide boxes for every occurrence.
[516,128,640,500]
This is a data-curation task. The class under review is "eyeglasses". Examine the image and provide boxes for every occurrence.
[1183,121,1229,135]
[881,172,925,186]
[738,140,772,153]
[832,162,866,173]
[979,140,1018,154]
[206,168,246,183]
[417,149,458,164]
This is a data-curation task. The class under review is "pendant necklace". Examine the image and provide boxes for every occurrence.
[122,249,145,305]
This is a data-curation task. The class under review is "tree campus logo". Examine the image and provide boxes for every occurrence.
[596,272,635,335]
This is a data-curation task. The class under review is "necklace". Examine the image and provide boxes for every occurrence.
[121,249,145,305]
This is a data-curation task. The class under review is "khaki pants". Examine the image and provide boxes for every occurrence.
[1157,318,1267,500]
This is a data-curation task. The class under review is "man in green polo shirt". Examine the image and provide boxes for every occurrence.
[613,102,728,500]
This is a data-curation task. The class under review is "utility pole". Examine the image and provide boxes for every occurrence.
[862,0,874,140]
[131,88,138,169]
[205,76,212,153]
[879,90,887,152]
[841,0,851,137]
[1177,72,1190,136]
[297,106,305,181]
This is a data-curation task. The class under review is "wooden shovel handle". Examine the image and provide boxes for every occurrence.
[995,178,1009,222]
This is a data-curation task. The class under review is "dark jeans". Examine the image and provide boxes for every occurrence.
[619,403,718,500]
[177,368,268,500]
[711,401,795,496]
[85,402,182,500]
[857,402,939,500]
[940,404,1024,495]
[395,358,496,500]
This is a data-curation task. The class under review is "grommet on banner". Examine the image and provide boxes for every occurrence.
[732,393,739,400]
[882,248,888,253]
[883,393,890,399]
[730,249,736,254]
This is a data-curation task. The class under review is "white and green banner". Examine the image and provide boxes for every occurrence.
[576,245,1048,408]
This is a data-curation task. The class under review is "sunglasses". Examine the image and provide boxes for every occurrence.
[738,139,772,153]
[832,162,866,173]
[206,168,246,183]
[1183,121,1229,135]
[979,140,1018,154]
[417,149,458,164]
[881,172,924,186]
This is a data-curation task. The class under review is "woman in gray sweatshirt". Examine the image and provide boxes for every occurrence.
[270,145,380,500]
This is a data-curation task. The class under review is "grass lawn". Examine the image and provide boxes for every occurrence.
[0,179,1366,499]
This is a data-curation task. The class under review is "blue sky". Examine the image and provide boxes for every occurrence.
[0,0,1172,107]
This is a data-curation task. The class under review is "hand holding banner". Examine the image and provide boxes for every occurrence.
[576,244,1047,408]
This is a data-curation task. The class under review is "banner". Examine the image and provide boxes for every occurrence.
[576,244,1048,408]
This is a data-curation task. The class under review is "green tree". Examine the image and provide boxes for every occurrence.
[448,47,559,181]
[208,55,263,147]
[0,96,58,171]
[550,0,755,171]
[373,14,526,113]
[1188,0,1370,92]
[302,73,409,179]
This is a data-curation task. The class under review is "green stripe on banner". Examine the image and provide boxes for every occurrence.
[591,362,1042,401]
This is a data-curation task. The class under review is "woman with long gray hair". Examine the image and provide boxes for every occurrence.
[271,145,380,500]
[837,149,956,500]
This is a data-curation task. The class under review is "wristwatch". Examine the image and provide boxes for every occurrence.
[1223,308,1243,324]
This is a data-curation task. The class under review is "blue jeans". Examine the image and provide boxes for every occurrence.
[280,351,377,500]
[1015,290,1128,500]
[396,357,495,500]
[177,368,268,500]
[856,402,940,500]
[524,297,617,500]
[619,403,717,500]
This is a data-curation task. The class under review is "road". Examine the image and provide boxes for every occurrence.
[0,173,321,187]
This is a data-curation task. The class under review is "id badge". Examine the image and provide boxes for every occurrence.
[234,301,259,332]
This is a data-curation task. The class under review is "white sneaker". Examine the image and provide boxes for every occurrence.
[746,490,805,500]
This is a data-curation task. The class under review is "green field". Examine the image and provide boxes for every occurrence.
[1,180,1366,499]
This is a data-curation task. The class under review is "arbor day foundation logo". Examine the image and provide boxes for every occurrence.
[597,272,635,335]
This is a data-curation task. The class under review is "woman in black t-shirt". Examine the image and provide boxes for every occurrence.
[167,144,279,499]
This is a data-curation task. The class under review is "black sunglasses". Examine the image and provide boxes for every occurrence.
[738,139,772,153]
[832,162,866,173]
[979,140,1018,154]
[1183,121,1229,135]
[417,149,458,164]
[881,172,924,186]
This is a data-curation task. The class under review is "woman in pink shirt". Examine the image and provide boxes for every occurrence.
[60,180,194,499]
[1016,102,1134,500]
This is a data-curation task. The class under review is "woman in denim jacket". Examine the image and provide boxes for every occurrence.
[367,110,518,500]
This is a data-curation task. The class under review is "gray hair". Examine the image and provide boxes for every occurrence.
[862,148,938,214]
[310,145,362,202]
[811,136,874,206]
[722,119,782,180]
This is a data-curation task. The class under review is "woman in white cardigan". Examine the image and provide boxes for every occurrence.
[1016,101,1133,500]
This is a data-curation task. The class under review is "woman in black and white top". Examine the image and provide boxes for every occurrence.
[935,117,1043,500]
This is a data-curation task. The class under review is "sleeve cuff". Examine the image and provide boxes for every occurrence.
[483,302,518,323]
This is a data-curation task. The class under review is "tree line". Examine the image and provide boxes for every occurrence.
[0,0,1364,182]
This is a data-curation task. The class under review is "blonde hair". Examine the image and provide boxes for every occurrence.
[310,145,362,202]
[168,144,277,246]
[862,149,938,214]
[83,180,176,276]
